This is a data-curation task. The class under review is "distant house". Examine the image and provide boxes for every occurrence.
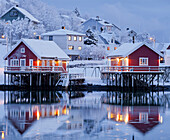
[98,32,121,55]
[0,5,39,24]
[4,39,69,72]
[42,28,86,60]
[81,16,121,33]
[156,43,170,65]
[107,43,163,69]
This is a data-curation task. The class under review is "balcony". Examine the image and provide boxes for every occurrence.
[4,66,66,73]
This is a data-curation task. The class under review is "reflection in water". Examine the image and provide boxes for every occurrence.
[0,90,168,139]
[107,105,163,134]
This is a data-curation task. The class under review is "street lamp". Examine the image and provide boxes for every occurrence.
[1,34,9,52]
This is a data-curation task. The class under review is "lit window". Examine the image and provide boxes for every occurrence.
[74,36,77,41]
[49,36,53,41]
[79,36,82,42]
[68,45,74,50]
[107,47,110,50]
[21,48,25,53]
[114,47,117,50]
[68,36,72,41]
[139,57,148,66]
[78,46,82,50]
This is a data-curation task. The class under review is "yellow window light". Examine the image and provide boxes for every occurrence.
[1,131,4,139]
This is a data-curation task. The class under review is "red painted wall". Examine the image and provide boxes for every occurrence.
[7,42,37,66]
[129,45,159,66]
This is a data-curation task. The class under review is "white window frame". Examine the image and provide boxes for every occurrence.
[139,112,148,122]
[139,57,148,66]
[79,36,82,42]
[10,59,19,66]
[73,36,77,41]
[68,45,74,50]
[29,59,33,67]
[68,35,72,41]
[20,59,26,67]
[21,48,25,53]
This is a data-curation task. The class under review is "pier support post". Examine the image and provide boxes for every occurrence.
[30,74,32,87]
[4,73,6,86]
[49,74,51,86]
[39,73,41,86]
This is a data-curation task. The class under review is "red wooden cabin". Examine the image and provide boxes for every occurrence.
[107,43,163,71]
[4,39,70,73]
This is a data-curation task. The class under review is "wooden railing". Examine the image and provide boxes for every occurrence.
[4,66,66,73]
[101,66,164,72]
[61,73,84,80]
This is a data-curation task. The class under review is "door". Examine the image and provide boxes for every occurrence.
[20,59,26,71]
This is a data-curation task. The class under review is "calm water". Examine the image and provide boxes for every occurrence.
[0,90,170,140]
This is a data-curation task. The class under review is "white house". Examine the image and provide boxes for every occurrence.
[42,28,86,60]
[156,43,170,65]
[98,32,121,56]
[81,16,121,34]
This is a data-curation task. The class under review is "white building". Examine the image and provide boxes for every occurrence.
[81,16,121,34]
[42,29,86,60]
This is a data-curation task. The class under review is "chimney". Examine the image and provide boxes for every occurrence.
[16,5,19,7]
[96,16,100,21]
[132,36,135,43]
[62,26,65,29]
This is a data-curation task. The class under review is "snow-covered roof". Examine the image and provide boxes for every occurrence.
[0,6,40,23]
[4,39,70,60]
[90,17,113,26]
[108,42,163,58]
[83,17,121,31]
[42,29,85,36]
[61,15,86,23]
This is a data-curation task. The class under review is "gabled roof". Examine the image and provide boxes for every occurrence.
[0,6,40,23]
[4,39,70,60]
[107,42,163,58]
[42,29,85,36]
[82,17,121,31]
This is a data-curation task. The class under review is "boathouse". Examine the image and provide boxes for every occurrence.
[107,43,163,70]
[3,39,70,86]
[101,43,164,87]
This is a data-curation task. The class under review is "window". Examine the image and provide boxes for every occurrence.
[111,39,114,43]
[139,112,148,122]
[74,36,77,41]
[68,45,74,50]
[139,57,148,66]
[68,36,72,41]
[29,59,33,66]
[21,48,25,53]
[79,36,82,42]
[114,47,117,50]
[78,46,82,50]
[11,59,19,66]
[107,47,110,50]
[9,10,18,17]
[92,26,96,30]
[20,59,26,66]
[49,36,53,41]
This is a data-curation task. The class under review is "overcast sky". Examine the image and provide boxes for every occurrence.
[42,0,170,42]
